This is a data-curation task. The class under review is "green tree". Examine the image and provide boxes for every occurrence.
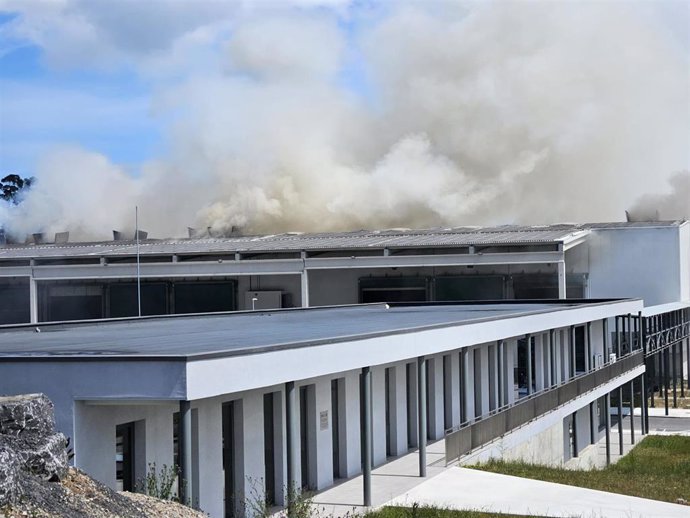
[1,174,35,204]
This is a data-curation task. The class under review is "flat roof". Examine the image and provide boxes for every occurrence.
[0,301,612,360]
[0,221,684,260]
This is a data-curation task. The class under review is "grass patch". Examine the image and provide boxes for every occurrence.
[365,505,539,518]
[472,435,690,504]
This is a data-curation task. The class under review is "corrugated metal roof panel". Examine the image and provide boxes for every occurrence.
[0,221,683,260]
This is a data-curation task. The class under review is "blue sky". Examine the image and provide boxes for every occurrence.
[0,0,381,178]
[0,13,169,176]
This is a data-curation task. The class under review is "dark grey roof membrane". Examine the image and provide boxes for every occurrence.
[0,302,595,359]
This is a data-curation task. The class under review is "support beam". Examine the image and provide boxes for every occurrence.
[650,355,656,408]
[300,268,309,308]
[526,334,533,396]
[589,402,596,444]
[629,380,635,445]
[586,322,592,372]
[497,341,504,408]
[641,373,648,435]
[686,337,690,389]
[361,367,372,507]
[680,338,685,398]
[557,259,566,299]
[602,318,609,363]
[617,387,624,456]
[664,348,670,416]
[285,381,298,509]
[569,326,576,378]
[572,412,578,458]
[29,277,38,324]
[605,393,611,466]
[417,357,427,477]
[179,400,193,506]
[672,343,677,408]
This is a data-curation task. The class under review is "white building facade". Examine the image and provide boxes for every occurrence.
[2,299,687,518]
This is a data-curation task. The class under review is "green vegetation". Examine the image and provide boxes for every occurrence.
[136,463,181,502]
[472,435,690,504]
[365,505,538,518]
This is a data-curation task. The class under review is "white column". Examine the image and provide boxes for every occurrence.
[505,340,517,405]
[371,367,387,467]
[450,352,461,425]
[490,344,499,410]
[561,329,570,381]
[478,346,490,416]
[545,332,552,388]
[343,371,361,477]
[29,276,38,323]
[553,330,562,385]
[242,392,265,500]
[314,378,333,488]
[427,357,445,440]
[196,401,223,518]
[463,348,475,421]
[535,334,545,392]
[558,258,566,299]
[392,363,408,456]
[301,271,309,308]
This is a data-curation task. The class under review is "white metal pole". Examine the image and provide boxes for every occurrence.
[136,206,141,317]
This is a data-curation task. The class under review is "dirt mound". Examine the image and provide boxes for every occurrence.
[1,467,206,517]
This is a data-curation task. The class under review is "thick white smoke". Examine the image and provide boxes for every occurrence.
[1,1,688,240]
[627,171,690,222]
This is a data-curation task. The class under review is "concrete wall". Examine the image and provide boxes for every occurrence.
[459,365,643,468]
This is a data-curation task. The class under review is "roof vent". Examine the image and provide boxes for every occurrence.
[136,230,148,240]
[113,230,123,241]
[188,227,198,238]
[0,228,6,245]
[54,231,69,244]
[32,233,44,244]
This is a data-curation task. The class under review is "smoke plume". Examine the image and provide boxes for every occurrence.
[626,171,690,222]
[1,1,688,240]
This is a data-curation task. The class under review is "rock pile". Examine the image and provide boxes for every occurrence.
[0,394,69,506]
[0,393,205,518]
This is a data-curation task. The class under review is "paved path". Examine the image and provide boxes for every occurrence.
[312,440,447,517]
[311,407,689,517]
[386,467,690,518]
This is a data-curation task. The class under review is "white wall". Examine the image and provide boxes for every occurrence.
[680,223,690,302]
[73,402,177,491]
[588,226,687,305]
[460,365,644,467]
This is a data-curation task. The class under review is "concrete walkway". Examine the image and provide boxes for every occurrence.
[311,408,689,517]
[312,440,447,516]
[386,467,690,518]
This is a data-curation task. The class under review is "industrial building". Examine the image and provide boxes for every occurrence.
[0,220,689,517]
[0,221,688,324]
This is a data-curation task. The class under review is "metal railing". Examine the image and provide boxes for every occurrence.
[445,350,643,464]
